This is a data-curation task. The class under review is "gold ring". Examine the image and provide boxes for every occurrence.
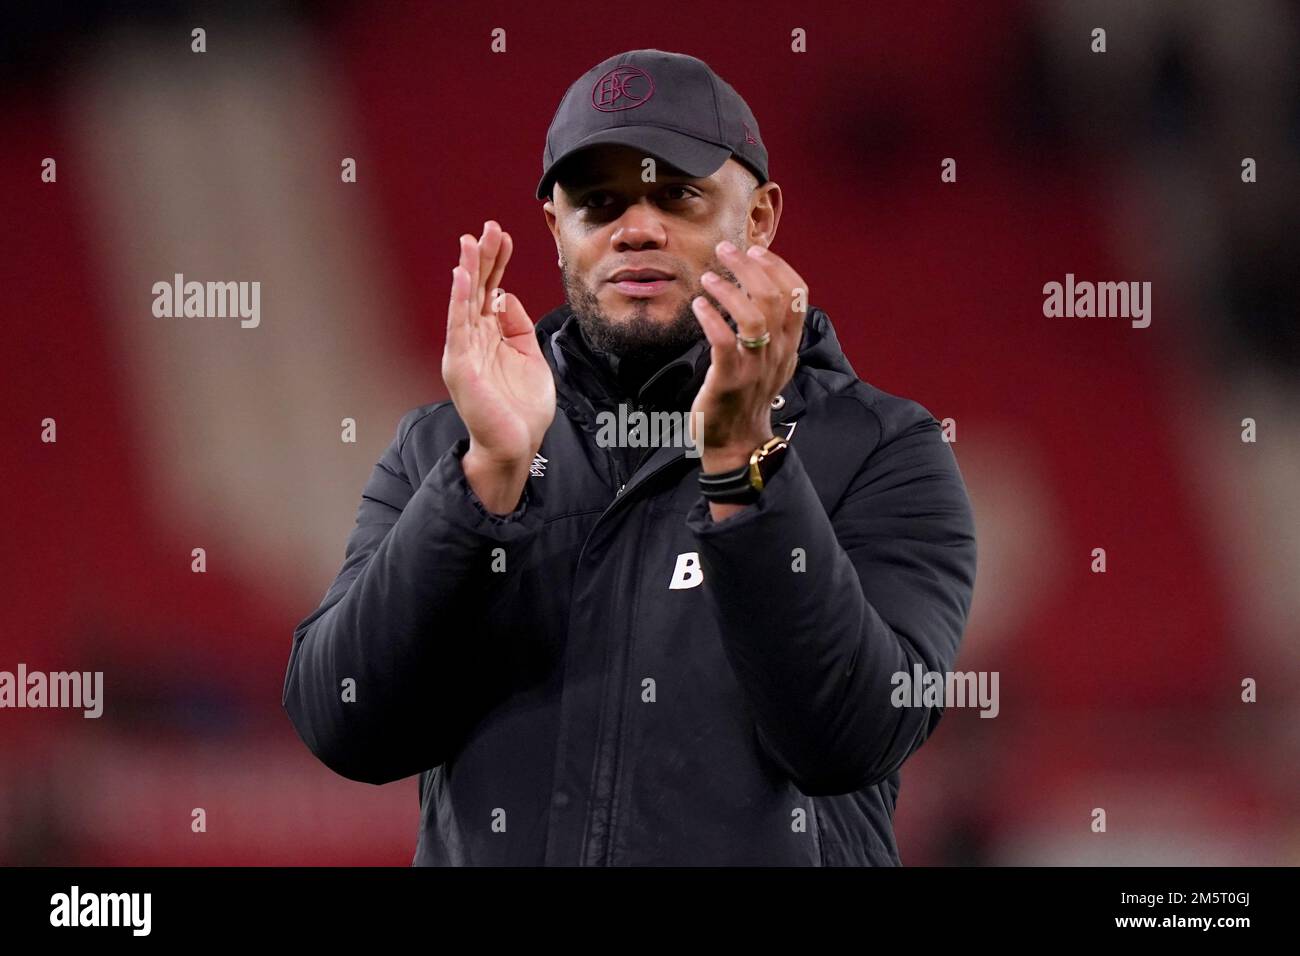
[737,330,771,349]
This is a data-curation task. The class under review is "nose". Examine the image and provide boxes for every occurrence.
[611,197,667,251]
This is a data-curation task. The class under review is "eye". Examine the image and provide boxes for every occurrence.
[576,185,698,213]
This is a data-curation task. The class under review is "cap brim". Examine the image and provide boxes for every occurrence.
[536,126,732,200]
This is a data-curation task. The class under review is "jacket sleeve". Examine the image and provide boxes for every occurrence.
[282,409,546,785]
[684,397,977,796]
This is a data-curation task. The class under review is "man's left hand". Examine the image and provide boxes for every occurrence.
[690,240,807,478]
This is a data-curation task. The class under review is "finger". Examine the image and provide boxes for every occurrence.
[738,252,802,392]
[744,244,808,339]
[701,270,766,347]
[497,292,533,340]
[717,240,781,308]
[483,229,513,315]
[691,293,741,382]
[475,220,505,314]
[470,222,493,316]
[727,245,803,394]
[458,234,491,356]
[459,232,478,308]
[720,241,794,354]
[498,293,543,357]
[465,237,504,355]
[461,232,484,319]
[446,265,471,355]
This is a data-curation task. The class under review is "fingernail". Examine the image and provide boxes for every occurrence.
[701,272,718,283]
[718,240,736,254]
[747,244,767,258]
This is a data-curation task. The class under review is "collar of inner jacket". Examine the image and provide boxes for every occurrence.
[551,309,713,421]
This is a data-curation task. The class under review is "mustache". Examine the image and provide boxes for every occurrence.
[566,259,738,302]
[561,265,726,360]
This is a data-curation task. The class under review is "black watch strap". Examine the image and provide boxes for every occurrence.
[698,462,761,504]
[698,436,789,504]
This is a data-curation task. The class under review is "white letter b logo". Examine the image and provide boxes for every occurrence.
[668,551,704,590]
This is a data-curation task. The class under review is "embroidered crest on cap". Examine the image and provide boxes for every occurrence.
[591,67,656,112]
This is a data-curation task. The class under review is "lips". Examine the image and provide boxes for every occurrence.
[607,267,677,299]
[608,268,675,283]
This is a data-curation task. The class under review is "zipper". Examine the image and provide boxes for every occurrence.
[597,504,651,866]
[605,402,652,501]
[573,427,684,569]
[572,437,690,865]
[607,447,626,499]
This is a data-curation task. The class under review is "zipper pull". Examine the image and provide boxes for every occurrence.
[616,483,626,497]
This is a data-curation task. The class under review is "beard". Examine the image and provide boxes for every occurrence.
[560,249,743,376]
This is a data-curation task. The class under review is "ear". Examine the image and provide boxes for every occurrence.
[541,200,565,266]
[747,181,782,249]
[543,198,561,246]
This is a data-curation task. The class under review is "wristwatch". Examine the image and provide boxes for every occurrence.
[698,435,790,504]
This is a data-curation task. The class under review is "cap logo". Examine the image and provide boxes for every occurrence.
[743,123,758,145]
[591,66,656,112]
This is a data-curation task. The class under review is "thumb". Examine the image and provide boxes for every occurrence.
[498,293,541,355]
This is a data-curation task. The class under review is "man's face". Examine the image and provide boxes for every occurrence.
[543,144,769,362]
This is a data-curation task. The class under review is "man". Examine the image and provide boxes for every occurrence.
[282,48,977,865]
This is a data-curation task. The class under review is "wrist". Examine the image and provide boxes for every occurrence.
[700,435,774,476]
[462,443,533,516]
[697,434,789,517]
[464,441,532,473]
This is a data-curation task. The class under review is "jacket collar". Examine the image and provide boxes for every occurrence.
[552,310,711,416]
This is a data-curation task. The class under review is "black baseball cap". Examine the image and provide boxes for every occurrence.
[536,49,769,201]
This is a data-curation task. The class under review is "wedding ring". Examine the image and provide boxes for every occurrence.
[737,330,771,349]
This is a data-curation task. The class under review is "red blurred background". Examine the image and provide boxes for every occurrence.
[2,0,1297,864]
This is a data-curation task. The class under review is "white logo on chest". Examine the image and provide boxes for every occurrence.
[668,551,704,590]
[529,453,548,477]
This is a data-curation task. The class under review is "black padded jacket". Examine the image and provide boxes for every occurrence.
[282,302,977,865]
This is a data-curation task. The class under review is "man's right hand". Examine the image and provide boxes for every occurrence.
[442,220,557,515]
